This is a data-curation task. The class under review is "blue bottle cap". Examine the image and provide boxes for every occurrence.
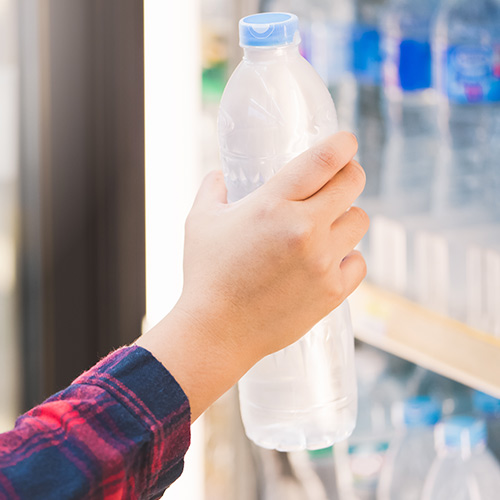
[403,396,441,427]
[441,416,487,449]
[473,391,500,416]
[239,13,299,48]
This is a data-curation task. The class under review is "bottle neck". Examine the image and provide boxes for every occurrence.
[242,43,301,63]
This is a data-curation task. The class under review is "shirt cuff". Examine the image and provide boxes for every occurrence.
[74,344,192,494]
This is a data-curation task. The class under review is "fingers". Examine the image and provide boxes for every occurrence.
[263,132,358,201]
[330,206,370,261]
[339,250,367,299]
[308,160,366,221]
[193,170,228,208]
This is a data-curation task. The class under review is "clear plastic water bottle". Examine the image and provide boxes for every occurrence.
[408,367,473,416]
[218,12,357,451]
[306,447,341,500]
[473,391,500,463]
[377,396,441,500]
[336,346,415,499]
[354,0,387,199]
[368,0,438,296]
[466,238,500,336]
[431,0,500,216]
[422,416,500,500]
[379,0,439,214]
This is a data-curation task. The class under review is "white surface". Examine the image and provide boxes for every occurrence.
[144,0,201,327]
[0,0,20,432]
[144,1,204,498]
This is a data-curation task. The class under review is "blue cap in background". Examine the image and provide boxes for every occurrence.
[473,391,500,416]
[441,416,487,449]
[239,13,299,48]
[403,396,441,427]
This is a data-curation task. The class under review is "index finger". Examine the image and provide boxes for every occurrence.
[263,131,358,201]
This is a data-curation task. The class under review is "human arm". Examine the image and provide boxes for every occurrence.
[0,131,368,499]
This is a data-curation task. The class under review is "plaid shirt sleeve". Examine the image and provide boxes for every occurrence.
[0,345,191,500]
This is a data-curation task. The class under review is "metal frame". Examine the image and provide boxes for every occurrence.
[18,0,145,408]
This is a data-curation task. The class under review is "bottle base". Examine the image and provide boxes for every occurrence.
[241,397,356,452]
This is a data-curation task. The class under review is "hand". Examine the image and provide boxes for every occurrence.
[136,132,369,420]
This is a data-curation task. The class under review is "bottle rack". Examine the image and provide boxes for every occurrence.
[351,282,500,398]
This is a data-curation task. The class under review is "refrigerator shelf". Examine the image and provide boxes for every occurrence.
[351,282,500,399]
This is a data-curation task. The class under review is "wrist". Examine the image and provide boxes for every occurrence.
[136,300,255,421]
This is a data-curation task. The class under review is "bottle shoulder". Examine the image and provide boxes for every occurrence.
[218,55,338,157]
[219,55,334,116]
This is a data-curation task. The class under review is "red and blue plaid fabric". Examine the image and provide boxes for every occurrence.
[0,345,191,499]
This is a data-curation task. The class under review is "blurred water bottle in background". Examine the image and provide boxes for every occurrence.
[379,0,438,214]
[336,346,414,500]
[432,0,500,217]
[466,237,500,336]
[354,0,387,198]
[218,12,357,452]
[368,0,438,296]
[422,416,500,500]
[307,0,357,131]
[306,447,341,500]
[473,391,500,463]
[377,397,441,500]
[408,367,473,416]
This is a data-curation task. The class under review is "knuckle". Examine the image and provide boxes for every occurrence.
[349,252,368,284]
[252,193,280,218]
[345,161,366,190]
[253,199,273,220]
[311,255,331,277]
[285,217,314,252]
[346,251,368,284]
[349,206,370,231]
[256,200,314,251]
[254,196,283,224]
[309,143,340,172]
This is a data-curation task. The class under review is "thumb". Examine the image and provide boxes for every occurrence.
[193,170,228,208]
